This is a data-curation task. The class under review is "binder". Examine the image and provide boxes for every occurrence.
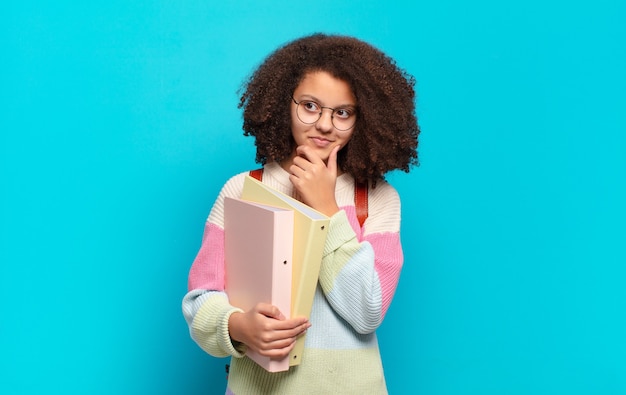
[224,197,294,372]
[241,176,330,366]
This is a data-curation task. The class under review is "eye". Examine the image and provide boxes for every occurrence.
[301,101,320,113]
[334,108,353,119]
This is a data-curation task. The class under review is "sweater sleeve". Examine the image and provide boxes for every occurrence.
[317,183,403,334]
[182,290,246,358]
[181,173,248,358]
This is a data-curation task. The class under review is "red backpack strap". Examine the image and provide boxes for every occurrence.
[355,180,368,228]
[248,168,368,227]
[249,168,263,181]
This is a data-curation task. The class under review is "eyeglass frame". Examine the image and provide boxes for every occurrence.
[291,96,357,131]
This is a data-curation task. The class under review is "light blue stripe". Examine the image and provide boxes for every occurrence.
[306,286,379,350]
[328,242,383,333]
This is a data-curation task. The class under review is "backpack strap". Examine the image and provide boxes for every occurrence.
[249,168,263,182]
[248,168,368,227]
[354,180,368,228]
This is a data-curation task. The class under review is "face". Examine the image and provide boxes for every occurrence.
[289,71,357,165]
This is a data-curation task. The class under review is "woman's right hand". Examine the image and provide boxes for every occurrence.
[228,303,311,358]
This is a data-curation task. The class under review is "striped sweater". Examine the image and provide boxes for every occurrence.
[182,162,403,394]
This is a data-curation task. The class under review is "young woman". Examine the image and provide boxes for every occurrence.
[183,33,420,394]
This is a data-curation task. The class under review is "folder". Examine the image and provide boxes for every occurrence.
[224,197,294,372]
[241,176,330,366]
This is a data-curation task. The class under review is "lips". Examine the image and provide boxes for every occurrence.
[310,136,332,148]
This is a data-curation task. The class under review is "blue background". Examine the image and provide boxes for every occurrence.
[2,1,625,394]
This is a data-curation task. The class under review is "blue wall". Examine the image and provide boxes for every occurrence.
[2,1,625,394]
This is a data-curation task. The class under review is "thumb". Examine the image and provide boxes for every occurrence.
[327,145,340,175]
[257,303,286,320]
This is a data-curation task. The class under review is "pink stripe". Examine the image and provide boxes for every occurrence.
[341,204,403,317]
[340,205,364,240]
[188,223,226,291]
[365,232,403,317]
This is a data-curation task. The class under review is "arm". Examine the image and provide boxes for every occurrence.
[183,197,246,358]
[182,173,309,358]
[288,145,403,334]
[318,184,403,334]
[182,289,245,357]
[183,277,310,360]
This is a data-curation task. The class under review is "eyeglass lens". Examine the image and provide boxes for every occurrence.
[294,100,356,131]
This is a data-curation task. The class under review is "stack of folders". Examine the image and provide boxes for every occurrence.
[224,176,330,372]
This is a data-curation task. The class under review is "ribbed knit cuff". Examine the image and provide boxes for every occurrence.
[220,308,246,358]
[191,295,245,358]
[323,210,357,256]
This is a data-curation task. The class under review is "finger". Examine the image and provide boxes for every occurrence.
[327,144,340,174]
[257,322,310,352]
[291,155,310,174]
[271,317,310,332]
[256,338,298,357]
[296,145,324,165]
[256,303,286,320]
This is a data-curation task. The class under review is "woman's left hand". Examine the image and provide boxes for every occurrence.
[289,145,341,217]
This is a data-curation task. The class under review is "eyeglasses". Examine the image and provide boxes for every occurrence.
[291,97,357,131]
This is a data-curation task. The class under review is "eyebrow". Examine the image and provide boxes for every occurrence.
[297,94,357,109]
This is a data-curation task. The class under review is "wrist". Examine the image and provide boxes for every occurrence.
[323,208,340,217]
[318,202,340,217]
[228,311,244,343]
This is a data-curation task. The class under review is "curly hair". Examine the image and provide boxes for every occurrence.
[238,33,420,183]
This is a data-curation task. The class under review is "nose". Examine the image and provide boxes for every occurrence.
[315,108,334,132]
